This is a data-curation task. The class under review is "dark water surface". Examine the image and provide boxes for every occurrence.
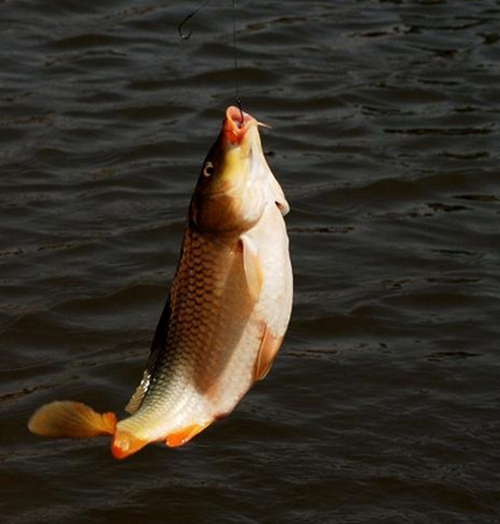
[1,1,500,522]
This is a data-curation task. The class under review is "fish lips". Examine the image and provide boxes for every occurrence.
[222,105,257,146]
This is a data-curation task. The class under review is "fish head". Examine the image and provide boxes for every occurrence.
[190,106,270,235]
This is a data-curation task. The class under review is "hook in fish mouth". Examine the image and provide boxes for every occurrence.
[224,105,255,144]
[223,106,272,145]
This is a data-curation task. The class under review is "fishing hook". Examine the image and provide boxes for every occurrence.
[236,96,244,127]
[178,0,213,41]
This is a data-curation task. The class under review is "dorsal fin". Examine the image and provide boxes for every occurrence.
[125,298,171,414]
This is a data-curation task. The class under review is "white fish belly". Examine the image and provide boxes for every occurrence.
[119,202,292,443]
[202,201,293,417]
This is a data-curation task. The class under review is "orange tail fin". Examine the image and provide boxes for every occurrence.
[28,401,117,439]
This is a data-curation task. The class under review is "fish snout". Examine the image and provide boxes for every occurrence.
[223,106,256,145]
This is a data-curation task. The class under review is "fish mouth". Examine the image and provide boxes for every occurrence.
[223,105,257,145]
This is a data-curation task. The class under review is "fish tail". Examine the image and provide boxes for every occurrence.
[28,400,151,460]
[28,400,117,439]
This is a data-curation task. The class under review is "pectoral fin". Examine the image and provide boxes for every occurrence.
[269,171,289,215]
[240,235,263,301]
[165,421,212,448]
[254,326,284,381]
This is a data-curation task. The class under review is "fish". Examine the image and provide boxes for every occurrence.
[28,105,293,459]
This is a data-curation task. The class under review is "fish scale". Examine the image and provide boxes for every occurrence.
[27,106,293,458]
[120,227,255,439]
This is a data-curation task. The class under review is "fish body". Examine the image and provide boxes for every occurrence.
[29,106,293,459]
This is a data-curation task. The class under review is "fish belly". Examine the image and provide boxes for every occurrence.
[118,201,291,445]
[118,227,257,442]
[190,201,293,415]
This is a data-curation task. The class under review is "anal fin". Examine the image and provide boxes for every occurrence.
[165,421,212,448]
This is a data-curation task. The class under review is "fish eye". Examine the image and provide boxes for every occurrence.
[203,162,215,178]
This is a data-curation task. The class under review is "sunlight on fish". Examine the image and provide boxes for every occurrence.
[28,106,293,459]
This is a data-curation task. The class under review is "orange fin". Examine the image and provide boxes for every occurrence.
[254,326,284,381]
[241,235,263,301]
[28,401,117,439]
[165,421,212,448]
[111,430,149,459]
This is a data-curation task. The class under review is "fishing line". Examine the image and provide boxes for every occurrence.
[177,0,244,124]
[232,0,244,123]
